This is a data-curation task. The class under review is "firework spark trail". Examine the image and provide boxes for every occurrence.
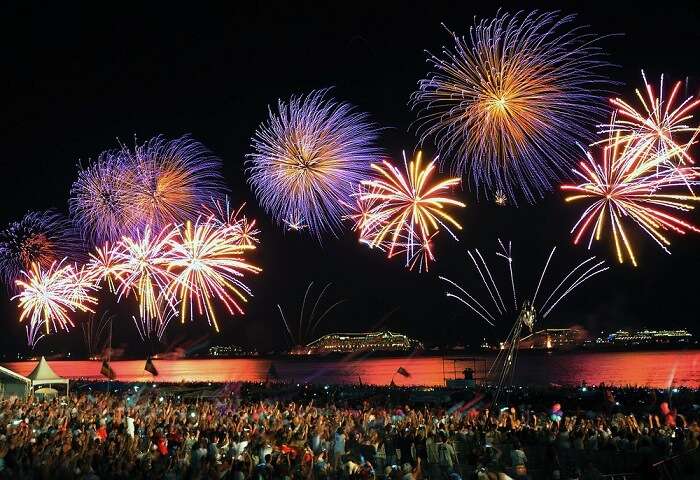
[82,311,114,357]
[133,306,175,343]
[25,320,46,350]
[542,261,609,318]
[467,250,504,315]
[532,246,556,305]
[439,276,497,326]
[441,243,606,329]
[411,10,613,202]
[277,282,346,346]
[247,89,380,238]
[496,239,517,309]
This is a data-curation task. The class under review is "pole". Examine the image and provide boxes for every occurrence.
[107,318,112,395]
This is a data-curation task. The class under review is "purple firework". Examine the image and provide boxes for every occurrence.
[0,210,83,291]
[70,149,136,245]
[410,10,613,203]
[70,135,226,244]
[246,89,380,237]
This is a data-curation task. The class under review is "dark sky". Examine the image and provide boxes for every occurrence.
[1,1,698,356]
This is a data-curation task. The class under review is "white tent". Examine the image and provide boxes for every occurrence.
[0,365,31,398]
[27,357,69,395]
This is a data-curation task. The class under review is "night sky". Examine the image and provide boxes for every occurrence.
[1,1,698,356]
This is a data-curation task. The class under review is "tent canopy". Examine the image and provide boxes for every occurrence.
[0,365,31,398]
[27,357,69,388]
[0,365,31,385]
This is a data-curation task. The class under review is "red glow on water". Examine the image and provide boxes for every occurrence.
[3,351,699,387]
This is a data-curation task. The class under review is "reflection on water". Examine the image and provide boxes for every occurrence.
[3,350,699,387]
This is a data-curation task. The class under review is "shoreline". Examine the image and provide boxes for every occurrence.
[3,349,700,388]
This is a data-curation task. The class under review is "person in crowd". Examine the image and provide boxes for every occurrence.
[0,382,697,479]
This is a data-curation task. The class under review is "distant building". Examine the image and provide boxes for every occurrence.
[596,328,693,346]
[290,331,423,355]
[208,345,256,357]
[518,328,586,350]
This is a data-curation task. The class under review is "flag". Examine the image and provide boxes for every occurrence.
[144,357,158,376]
[101,360,116,380]
[396,367,411,378]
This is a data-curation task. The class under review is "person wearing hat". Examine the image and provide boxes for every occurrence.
[401,456,421,480]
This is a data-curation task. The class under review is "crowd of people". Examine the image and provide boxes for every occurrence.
[0,381,698,480]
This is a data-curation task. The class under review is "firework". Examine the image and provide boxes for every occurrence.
[358,151,465,269]
[133,307,174,343]
[600,71,700,166]
[440,241,607,405]
[111,226,178,323]
[204,197,260,247]
[283,212,308,232]
[70,150,136,244]
[562,134,700,266]
[13,261,99,345]
[411,11,611,202]
[343,184,386,238]
[82,311,114,358]
[247,89,380,237]
[494,190,508,206]
[0,210,82,291]
[127,135,226,232]
[86,242,122,292]
[277,282,345,348]
[166,218,261,332]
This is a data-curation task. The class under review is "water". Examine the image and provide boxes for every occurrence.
[4,350,699,387]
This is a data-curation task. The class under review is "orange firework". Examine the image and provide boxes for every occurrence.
[602,71,700,166]
[86,242,123,292]
[562,132,700,266]
[204,197,260,247]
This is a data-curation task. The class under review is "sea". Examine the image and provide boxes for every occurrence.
[4,350,699,388]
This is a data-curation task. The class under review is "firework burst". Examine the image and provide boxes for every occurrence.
[358,151,465,270]
[13,261,99,346]
[204,197,260,247]
[600,71,700,167]
[247,89,380,237]
[111,226,178,323]
[86,242,123,293]
[128,135,226,232]
[0,210,82,291]
[166,218,261,332]
[70,150,137,244]
[562,133,700,266]
[411,10,612,203]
